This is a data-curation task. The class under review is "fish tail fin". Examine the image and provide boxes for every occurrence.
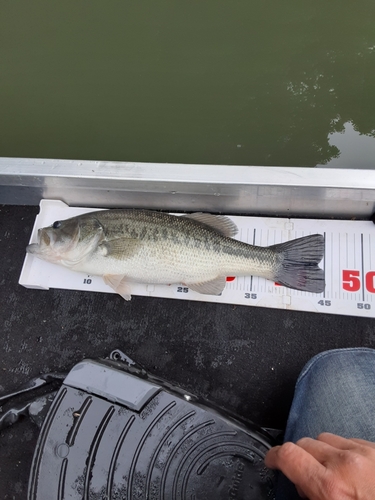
[270,234,325,293]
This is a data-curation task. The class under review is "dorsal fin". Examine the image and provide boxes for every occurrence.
[184,213,238,237]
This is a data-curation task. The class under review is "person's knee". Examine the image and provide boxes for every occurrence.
[284,347,375,443]
[297,347,375,394]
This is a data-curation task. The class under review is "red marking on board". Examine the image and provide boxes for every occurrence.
[275,282,281,286]
[226,277,236,282]
[342,270,375,293]
[342,270,360,292]
[366,271,375,293]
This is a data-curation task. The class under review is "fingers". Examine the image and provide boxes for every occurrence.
[349,438,375,450]
[317,433,375,451]
[265,434,375,499]
[316,433,357,449]
[265,441,325,492]
[295,437,337,464]
[281,434,375,467]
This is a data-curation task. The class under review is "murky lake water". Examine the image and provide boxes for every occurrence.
[1,1,374,168]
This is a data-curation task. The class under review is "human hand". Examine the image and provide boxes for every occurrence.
[265,432,375,499]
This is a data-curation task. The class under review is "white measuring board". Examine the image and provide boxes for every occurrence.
[19,200,375,318]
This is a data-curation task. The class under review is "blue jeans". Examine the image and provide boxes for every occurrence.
[276,348,375,500]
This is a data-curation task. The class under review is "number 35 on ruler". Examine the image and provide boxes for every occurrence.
[342,270,375,293]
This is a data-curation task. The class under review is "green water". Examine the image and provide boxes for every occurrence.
[1,1,375,168]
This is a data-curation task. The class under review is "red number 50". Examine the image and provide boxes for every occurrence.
[342,270,375,293]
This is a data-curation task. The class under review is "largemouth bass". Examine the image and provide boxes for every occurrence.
[26,209,325,300]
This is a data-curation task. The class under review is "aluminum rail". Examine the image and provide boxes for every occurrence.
[0,157,373,217]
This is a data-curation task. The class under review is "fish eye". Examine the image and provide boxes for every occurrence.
[53,221,62,229]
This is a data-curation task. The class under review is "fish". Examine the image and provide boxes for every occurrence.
[26,209,325,300]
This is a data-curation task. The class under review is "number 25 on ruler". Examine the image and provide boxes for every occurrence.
[342,270,375,293]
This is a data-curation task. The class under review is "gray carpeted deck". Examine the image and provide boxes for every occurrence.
[1,205,374,498]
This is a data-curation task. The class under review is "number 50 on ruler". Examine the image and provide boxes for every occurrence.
[342,270,375,293]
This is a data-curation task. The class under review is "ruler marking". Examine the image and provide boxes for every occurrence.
[323,232,326,299]
[370,233,372,271]
[361,234,365,302]
[366,236,370,304]
[345,233,349,301]
[249,228,256,292]
[345,233,348,268]
[331,232,334,301]
[368,233,371,271]
[370,233,374,304]
[340,232,343,301]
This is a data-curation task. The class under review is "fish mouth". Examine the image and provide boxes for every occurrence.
[26,228,52,255]
[26,242,40,254]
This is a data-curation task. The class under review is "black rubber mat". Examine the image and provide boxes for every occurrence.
[28,357,276,499]
[1,205,375,498]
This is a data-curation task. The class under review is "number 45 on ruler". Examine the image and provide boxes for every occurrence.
[342,270,375,293]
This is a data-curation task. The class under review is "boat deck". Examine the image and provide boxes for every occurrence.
[1,204,374,497]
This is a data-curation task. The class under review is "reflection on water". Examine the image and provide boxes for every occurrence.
[0,1,374,168]
[319,122,375,169]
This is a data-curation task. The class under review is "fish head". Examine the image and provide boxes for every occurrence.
[26,215,104,267]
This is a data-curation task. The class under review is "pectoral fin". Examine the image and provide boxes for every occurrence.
[187,277,227,296]
[103,274,132,301]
